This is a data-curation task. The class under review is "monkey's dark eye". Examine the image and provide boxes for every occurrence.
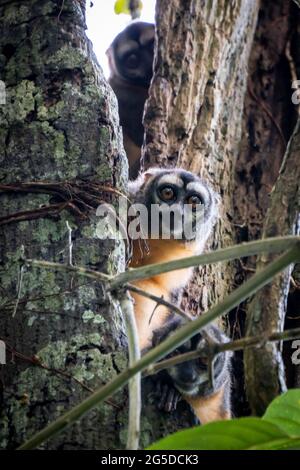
[125,53,139,69]
[159,186,176,202]
[186,194,203,209]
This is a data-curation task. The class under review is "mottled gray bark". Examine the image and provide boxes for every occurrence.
[244,118,300,415]
[0,0,203,450]
[0,0,128,449]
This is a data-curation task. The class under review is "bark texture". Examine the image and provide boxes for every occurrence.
[234,0,300,415]
[0,0,128,449]
[244,117,300,415]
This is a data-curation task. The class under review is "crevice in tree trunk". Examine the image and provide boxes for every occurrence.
[231,0,300,417]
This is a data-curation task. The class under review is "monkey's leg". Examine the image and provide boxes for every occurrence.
[184,386,231,424]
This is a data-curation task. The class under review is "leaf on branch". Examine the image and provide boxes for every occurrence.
[114,0,130,15]
[114,0,143,16]
[147,389,300,450]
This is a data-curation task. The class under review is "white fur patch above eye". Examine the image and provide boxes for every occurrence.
[139,27,155,46]
[117,40,139,57]
[157,174,184,187]
[186,182,209,199]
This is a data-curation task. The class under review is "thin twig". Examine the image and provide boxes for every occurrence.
[119,291,141,450]
[126,283,193,321]
[12,247,25,318]
[57,0,65,21]
[0,338,119,409]
[1,280,95,311]
[12,265,24,318]
[0,202,79,226]
[25,259,111,283]
[248,84,286,147]
[285,38,300,117]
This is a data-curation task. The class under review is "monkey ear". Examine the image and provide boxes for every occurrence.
[142,168,160,182]
[143,171,155,182]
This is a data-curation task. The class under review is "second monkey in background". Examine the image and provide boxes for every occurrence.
[106,22,155,178]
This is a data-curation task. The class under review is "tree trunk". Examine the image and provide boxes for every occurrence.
[144,0,300,419]
[244,116,300,415]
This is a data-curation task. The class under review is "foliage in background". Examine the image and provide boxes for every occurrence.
[114,0,143,16]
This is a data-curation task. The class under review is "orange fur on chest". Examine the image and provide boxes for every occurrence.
[130,239,198,349]
[131,239,197,291]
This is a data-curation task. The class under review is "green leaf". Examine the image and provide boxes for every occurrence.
[263,389,300,436]
[147,418,296,450]
[114,0,143,16]
[114,0,130,15]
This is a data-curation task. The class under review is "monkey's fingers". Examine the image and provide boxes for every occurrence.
[157,383,181,412]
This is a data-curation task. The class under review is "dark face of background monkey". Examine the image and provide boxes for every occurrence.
[106,22,155,178]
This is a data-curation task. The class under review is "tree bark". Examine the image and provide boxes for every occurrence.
[144,0,300,419]
[0,0,128,449]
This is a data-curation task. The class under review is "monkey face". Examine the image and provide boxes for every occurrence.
[131,168,217,243]
[168,333,228,398]
[107,22,154,87]
[151,319,231,404]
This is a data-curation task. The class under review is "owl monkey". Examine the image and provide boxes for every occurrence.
[106,22,155,178]
[128,168,232,423]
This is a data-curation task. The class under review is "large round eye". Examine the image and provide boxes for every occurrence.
[186,194,203,209]
[125,53,139,69]
[159,186,176,202]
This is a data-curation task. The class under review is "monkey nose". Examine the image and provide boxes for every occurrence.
[178,367,197,384]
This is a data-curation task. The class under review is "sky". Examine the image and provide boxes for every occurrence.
[86,0,156,78]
